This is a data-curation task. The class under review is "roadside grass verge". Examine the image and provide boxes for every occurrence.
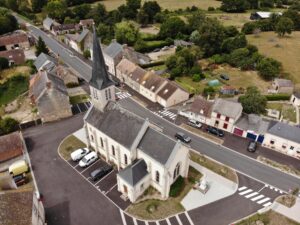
[126,166,202,220]
[276,195,296,208]
[190,151,237,183]
[69,94,90,105]
[58,135,86,161]
[236,210,300,225]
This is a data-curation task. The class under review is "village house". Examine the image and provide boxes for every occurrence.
[122,45,151,65]
[127,66,147,92]
[0,132,24,163]
[250,11,282,20]
[65,29,92,54]
[156,82,189,108]
[103,40,123,76]
[79,19,94,29]
[84,29,190,202]
[233,114,271,143]
[115,58,138,82]
[51,24,80,36]
[179,96,213,124]
[0,49,25,66]
[210,99,243,133]
[290,92,300,107]
[29,71,72,123]
[220,86,238,95]
[0,190,46,225]
[52,65,79,86]
[0,32,29,51]
[174,39,193,47]
[34,53,57,72]
[263,122,300,158]
[271,78,294,94]
[43,17,60,31]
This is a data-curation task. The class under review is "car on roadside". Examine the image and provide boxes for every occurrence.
[220,74,230,80]
[175,132,191,143]
[206,126,225,137]
[161,46,169,51]
[247,141,257,153]
[71,148,90,162]
[79,151,98,168]
[90,165,113,182]
[187,119,202,129]
[13,174,27,186]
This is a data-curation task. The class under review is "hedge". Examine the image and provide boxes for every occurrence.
[134,39,173,53]
[169,176,184,197]
[264,94,291,101]
[140,60,165,68]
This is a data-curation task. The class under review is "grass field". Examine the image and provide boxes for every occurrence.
[58,135,86,161]
[207,12,251,29]
[0,66,31,84]
[247,31,300,89]
[93,0,221,11]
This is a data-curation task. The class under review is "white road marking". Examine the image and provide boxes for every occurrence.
[275,188,278,192]
[270,186,274,190]
[245,192,259,198]
[120,209,127,225]
[258,186,266,193]
[263,202,272,207]
[105,184,117,195]
[166,218,171,225]
[238,186,247,191]
[239,189,253,195]
[185,211,195,225]
[251,195,265,201]
[74,164,80,168]
[176,215,183,225]
[257,197,271,204]
[80,159,99,174]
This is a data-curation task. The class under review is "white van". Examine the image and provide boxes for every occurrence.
[188,119,202,128]
[71,148,90,161]
[79,151,98,168]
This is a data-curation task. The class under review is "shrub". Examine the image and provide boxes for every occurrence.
[208,6,215,11]
[83,49,91,59]
[169,176,184,197]
[203,86,215,96]
[192,74,201,82]
[0,117,19,135]
[140,60,165,68]
[0,57,9,70]
[264,94,291,101]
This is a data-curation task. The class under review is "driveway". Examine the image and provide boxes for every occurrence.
[23,114,123,225]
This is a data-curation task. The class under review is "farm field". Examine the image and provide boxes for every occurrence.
[207,13,251,29]
[247,31,300,89]
[94,0,221,11]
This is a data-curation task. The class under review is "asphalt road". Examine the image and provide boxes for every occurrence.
[25,22,300,192]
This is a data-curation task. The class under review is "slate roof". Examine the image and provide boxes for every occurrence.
[138,127,177,165]
[85,102,146,149]
[34,53,57,71]
[0,33,28,47]
[116,58,137,75]
[294,92,300,98]
[0,132,24,163]
[189,96,213,117]
[90,28,114,90]
[0,49,25,65]
[268,122,300,143]
[129,66,147,82]
[0,190,33,225]
[122,46,151,65]
[157,82,179,100]
[274,78,293,87]
[235,114,271,134]
[104,40,123,59]
[43,17,54,28]
[52,24,78,32]
[118,159,149,186]
[212,98,243,120]
[77,29,90,43]
[140,72,166,92]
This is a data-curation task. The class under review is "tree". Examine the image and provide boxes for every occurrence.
[44,0,68,22]
[72,4,91,20]
[238,86,267,114]
[141,1,161,23]
[6,0,18,11]
[275,17,294,37]
[97,23,114,44]
[256,57,281,80]
[159,17,186,39]
[0,8,18,35]
[87,3,107,24]
[35,37,49,56]
[137,9,149,26]
[221,34,247,53]
[187,11,206,32]
[0,57,9,70]
[221,0,250,12]
[0,117,19,135]
[32,0,47,12]
[83,49,90,59]
[115,21,139,45]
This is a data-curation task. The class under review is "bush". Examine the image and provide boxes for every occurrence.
[264,94,291,101]
[0,57,9,70]
[134,39,172,53]
[203,86,215,96]
[140,60,165,68]
[169,176,184,197]
[208,6,215,11]
[83,49,91,59]
[0,117,19,135]
[192,74,201,82]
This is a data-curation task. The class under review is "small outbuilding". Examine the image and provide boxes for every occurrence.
[290,92,300,107]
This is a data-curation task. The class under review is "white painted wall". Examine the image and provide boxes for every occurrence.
[291,94,300,107]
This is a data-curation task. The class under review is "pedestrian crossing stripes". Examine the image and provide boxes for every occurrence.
[155,109,177,120]
[237,186,273,208]
[116,92,132,100]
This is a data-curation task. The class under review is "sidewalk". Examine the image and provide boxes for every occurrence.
[295,106,300,124]
[272,197,300,223]
[181,161,237,210]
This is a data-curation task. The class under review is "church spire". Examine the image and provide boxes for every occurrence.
[89,26,114,90]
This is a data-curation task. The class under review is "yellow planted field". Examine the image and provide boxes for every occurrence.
[247,31,300,89]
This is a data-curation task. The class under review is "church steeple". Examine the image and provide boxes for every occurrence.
[89,27,115,111]
[90,26,114,90]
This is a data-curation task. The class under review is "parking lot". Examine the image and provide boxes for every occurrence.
[65,157,130,210]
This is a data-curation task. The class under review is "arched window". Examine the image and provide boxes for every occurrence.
[173,163,181,179]
[112,145,115,156]
[155,171,160,183]
[124,154,128,165]
[100,138,104,148]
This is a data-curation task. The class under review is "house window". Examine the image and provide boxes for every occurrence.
[100,138,104,148]
[217,113,221,119]
[223,123,228,129]
[155,171,160,183]
[105,89,108,100]
[124,154,128,165]
[290,146,294,150]
[108,89,111,99]
[270,140,275,145]
[90,135,94,142]
[225,116,230,122]
[282,145,287,149]
[93,88,98,100]
[173,163,181,179]
[112,145,115,156]
[140,183,144,190]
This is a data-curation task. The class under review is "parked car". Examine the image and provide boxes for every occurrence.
[220,74,230,80]
[71,148,90,161]
[187,119,202,129]
[247,141,257,152]
[90,165,113,182]
[206,126,225,137]
[153,48,160,52]
[175,132,191,143]
[161,46,169,51]
[9,160,29,177]
[79,151,98,167]
[13,174,27,186]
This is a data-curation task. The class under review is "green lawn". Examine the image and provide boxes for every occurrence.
[58,135,86,161]
[175,76,207,94]
[69,94,90,105]
[267,103,297,123]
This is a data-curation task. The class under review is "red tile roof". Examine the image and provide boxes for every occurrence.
[0,132,24,163]
[0,33,28,47]
[0,49,25,65]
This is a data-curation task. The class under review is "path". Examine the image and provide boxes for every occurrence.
[272,197,300,223]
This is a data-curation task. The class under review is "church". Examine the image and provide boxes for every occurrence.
[83,29,190,203]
